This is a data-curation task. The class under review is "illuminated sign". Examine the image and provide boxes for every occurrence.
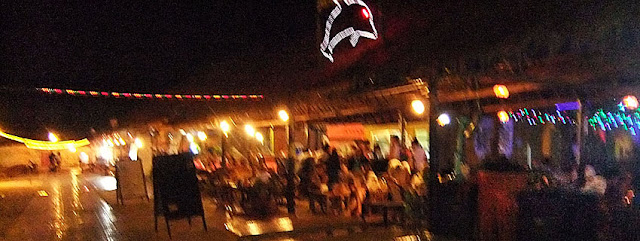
[320,0,378,62]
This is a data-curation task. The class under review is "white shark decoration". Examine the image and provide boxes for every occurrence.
[320,0,379,62]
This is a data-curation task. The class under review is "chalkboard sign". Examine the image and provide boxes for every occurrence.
[152,153,207,237]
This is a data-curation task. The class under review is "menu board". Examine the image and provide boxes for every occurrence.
[152,153,206,236]
[115,158,148,203]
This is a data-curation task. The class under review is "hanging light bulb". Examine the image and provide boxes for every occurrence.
[48,132,58,142]
[437,113,451,126]
[244,125,255,137]
[498,111,510,123]
[197,131,207,141]
[493,85,509,99]
[278,110,289,122]
[623,95,638,110]
[411,100,425,115]
[255,132,264,144]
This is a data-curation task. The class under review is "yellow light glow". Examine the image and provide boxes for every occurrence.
[220,121,230,134]
[37,190,49,197]
[0,131,89,150]
[134,138,143,148]
[255,132,264,144]
[67,144,76,153]
[118,138,126,146]
[79,152,89,163]
[48,132,59,142]
[493,84,509,99]
[179,129,187,135]
[498,111,510,123]
[186,133,195,142]
[278,110,289,122]
[623,95,639,110]
[411,100,425,115]
[99,146,113,161]
[197,131,207,141]
[244,124,255,137]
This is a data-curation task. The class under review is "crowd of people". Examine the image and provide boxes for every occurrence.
[297,136,429,216]
[529,157,638,209]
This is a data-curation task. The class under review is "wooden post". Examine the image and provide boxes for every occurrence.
[576,99,583,164]
[221,132,227,168]
[398,110,406,147]
[285,106,296,214]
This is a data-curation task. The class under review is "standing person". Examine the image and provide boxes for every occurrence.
[411,138,428,173]
[317,144,331,164]
[49,152,58,172]
[388,136,402,160]
[348,145,366,174]
[371,144,387,175]
[326,149,341,189]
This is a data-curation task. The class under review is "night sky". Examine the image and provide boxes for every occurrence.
[0,0,634,140]
[0,1,316,139]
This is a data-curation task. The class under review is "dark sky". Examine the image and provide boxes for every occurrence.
[0,1,316,139]
[0,0,634,140]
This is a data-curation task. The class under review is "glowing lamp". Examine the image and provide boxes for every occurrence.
[48,132,58,142]
[437,113,451,126]
[186,133,195,142]
[189,142,199,155]
[623,95,638,110]
[244,125,255,137]
[79,152,89,163]
[197,131,207,141]
[255,132,264,144]
[220,121,230,134]
[134,138,143,148]
[278,110,289,122]
[493,85,509,99]
[498,111,510,123]
[411,100,425,115]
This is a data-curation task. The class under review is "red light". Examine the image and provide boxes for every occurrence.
[361,8,370,19]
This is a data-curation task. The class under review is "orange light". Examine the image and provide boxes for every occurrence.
[493,85,509,99]
[623,95,638,110]
[498,111,510,123]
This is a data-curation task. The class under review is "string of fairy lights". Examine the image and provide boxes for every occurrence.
[37,88,264,100]
[505,109,576,125]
